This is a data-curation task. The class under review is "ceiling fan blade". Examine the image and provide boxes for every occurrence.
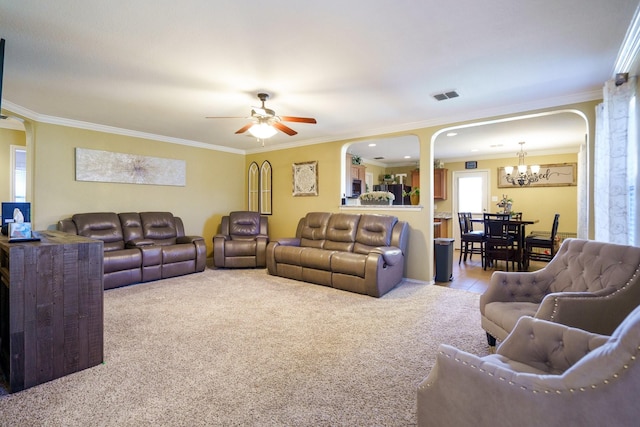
[235,123,253,134]
[273,122,298,136]
[279,116,317,124]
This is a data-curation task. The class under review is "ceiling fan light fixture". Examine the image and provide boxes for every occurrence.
[248,123,277,139]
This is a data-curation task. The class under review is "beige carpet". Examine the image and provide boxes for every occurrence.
[0,267,489,426]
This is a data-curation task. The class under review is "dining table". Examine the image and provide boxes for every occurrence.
[471,216,539,270]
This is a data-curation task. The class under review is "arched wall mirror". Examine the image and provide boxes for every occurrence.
[248,160,272,214]
[259,161,272,215]
[342,135,420,206]
[248,162,259,211]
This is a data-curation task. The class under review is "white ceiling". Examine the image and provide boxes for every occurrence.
[0,0,637,163]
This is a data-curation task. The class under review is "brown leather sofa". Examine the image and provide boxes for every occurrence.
[266,212,409,297]
[213,211,269,268]
[57,212,207,289]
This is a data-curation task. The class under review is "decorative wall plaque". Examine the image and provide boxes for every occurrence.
[498,162,576,188]
[292,161,318,196]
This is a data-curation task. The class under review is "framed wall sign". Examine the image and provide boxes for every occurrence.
[498,162,577,188]
[465,161,477,169]
[292,161,318,196]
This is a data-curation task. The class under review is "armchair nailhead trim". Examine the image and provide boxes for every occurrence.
[550,264,640,321]
[432,344,640,394]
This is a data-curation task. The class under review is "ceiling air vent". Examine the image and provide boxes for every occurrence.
[433,90,460,101]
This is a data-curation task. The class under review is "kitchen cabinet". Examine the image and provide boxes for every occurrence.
[411,169,420,188]
[351,165,366,181]
[346,154,366,197]
[434,168,448,200]
[433,218,449,238]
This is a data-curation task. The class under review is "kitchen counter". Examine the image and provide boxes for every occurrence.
[434,212,453,219]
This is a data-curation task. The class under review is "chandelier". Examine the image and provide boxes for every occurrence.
[504,141,540,186]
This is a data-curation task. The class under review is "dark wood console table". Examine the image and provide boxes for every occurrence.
[0,230,104,392]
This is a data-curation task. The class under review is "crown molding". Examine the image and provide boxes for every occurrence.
[613,2,640,74]
[1,100,244,154]
[3,87,601,157]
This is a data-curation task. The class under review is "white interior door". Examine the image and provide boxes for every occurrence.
[452,170,490,249]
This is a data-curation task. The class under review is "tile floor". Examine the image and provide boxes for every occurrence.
[435,249,548,294]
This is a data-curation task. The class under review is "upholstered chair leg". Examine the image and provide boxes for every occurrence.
[486,332,496,346]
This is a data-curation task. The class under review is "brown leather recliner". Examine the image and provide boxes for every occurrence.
[266,212,409,297]
[213,211,269,268]
[57,211,206,289]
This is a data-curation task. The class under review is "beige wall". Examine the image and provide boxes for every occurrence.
[5,98,598,283]
[436,152,579,237]
[0,127,27,202]
[29,121,245,256]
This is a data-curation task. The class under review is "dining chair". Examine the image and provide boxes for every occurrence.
[483,213,518,271]
[457,212,484,266]
[523,213,560,269]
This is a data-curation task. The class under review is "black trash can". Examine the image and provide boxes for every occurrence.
[434,238,455,282]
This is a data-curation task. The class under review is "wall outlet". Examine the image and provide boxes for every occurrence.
[491,196,498,202]
[434,204,437,210]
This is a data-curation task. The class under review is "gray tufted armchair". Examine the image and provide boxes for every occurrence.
[417,304,640,427]
[213,211,269,268]
[480,238,640,346]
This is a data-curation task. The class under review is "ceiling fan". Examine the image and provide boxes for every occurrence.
[206,93,317,139]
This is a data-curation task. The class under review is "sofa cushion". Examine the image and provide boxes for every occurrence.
[324,213,360,252]
[229,211,261,237]
[225,240,258,257]
[484,301,539,335]
[162,244,196,264]
[331,252,367,277]
[72,212,125,252]
[140,212,178,245]
[300,247,335,270]
[299,212,332,248]
[353,214,398,254]
[119,212,144,242]
[104,248,142,273]
[274,245,304,265]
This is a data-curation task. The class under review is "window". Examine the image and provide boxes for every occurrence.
[10,145,26,202]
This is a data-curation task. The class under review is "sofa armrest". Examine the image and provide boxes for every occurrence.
[177,235,204,244]
[369,246,402,266]
[535,288,635,335]
[126,238,155,247]
[480,270,552,315]
[274,237,301,247]
[496,316,608,374]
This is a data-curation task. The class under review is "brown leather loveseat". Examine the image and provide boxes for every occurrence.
[58,212,207,289]
[266,212,409,297]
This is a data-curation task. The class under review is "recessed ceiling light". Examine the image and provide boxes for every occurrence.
[368,143,376,147]
[447,132,458,137]
[404,155,411,159]
[490,144,504,148]
[471,149,479,152]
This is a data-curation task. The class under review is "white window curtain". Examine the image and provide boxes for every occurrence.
[594,76,639,244]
